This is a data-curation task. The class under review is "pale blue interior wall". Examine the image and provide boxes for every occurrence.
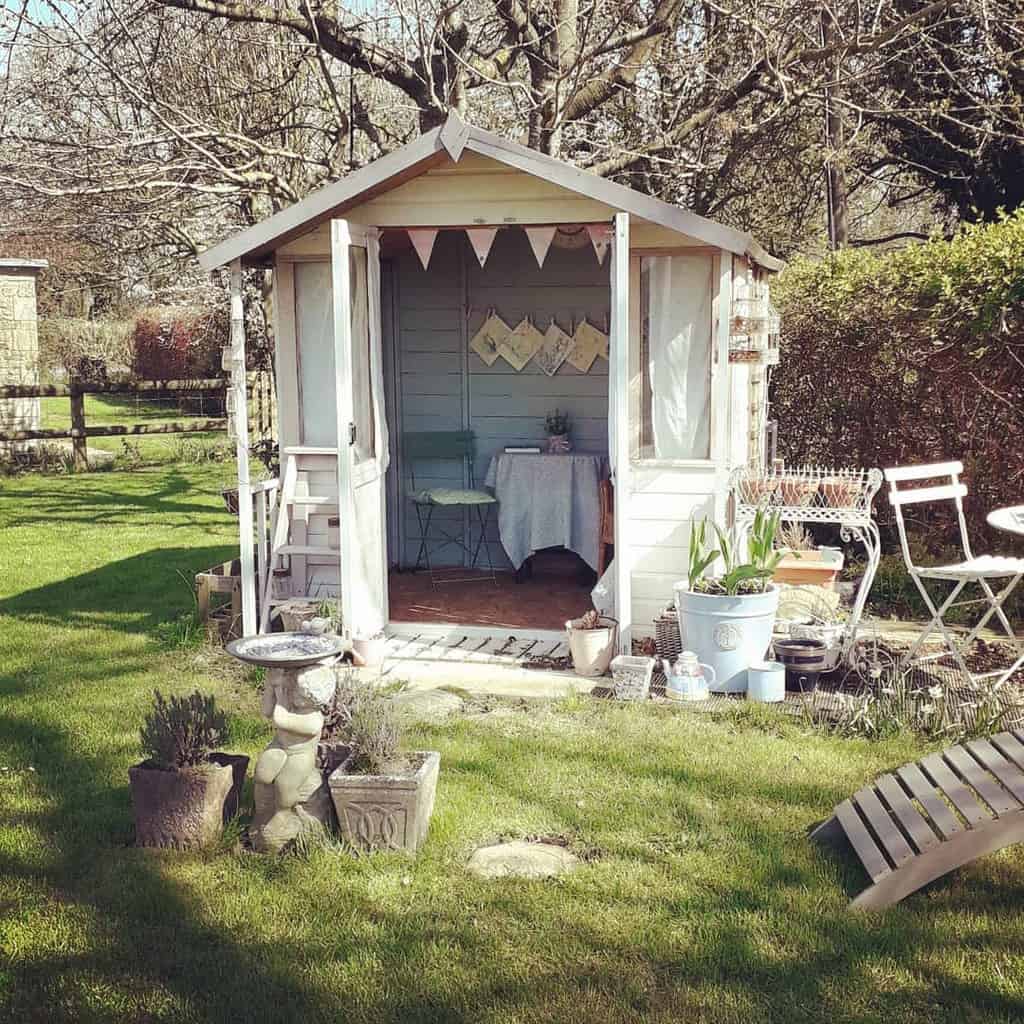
[385,228,610,568]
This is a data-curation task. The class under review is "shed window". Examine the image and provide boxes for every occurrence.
[639,253,713,460]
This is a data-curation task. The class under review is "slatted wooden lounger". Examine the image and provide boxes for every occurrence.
[812,730,1024,910]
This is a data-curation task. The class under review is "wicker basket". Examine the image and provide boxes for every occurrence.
[654,604,682,661]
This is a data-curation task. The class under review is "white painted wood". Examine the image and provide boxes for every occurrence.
[229,259,257,636]
[330,220,389,638]
[889,482,969,506]
[611,212,632,653]
[711,250,733,522]
[884,461,964,482]
[272,259,300,450]
[201,113,782,272]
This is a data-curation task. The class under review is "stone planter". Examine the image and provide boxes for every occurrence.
[674,584,779,694]
[129,753,248,849]
[329,750,440,854]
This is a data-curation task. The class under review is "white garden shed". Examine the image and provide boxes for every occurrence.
[202,112,782,650]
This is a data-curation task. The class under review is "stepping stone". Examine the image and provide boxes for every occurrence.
[467,841,579,879]
[391,688,464,721]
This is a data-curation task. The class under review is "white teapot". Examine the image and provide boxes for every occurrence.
[663,651,716,701]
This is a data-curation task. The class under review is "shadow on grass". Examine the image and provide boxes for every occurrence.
[0,545,235,635]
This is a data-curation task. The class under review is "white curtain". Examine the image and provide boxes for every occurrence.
[644,253,713,460]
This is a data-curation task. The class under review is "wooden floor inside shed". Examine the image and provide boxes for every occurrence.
[387,548,594,631]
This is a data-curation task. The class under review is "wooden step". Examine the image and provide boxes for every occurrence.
[277,544,339,557]
[283,445,337,457]
[285,495,338,507]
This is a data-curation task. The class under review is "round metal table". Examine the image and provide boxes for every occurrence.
[987,505,1024,538]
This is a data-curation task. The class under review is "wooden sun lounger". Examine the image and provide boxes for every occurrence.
[812,731,1024,910]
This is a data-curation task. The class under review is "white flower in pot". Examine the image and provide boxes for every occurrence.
[674,510,782,694]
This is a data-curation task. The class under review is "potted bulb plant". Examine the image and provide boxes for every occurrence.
[129,690,248,849]
[772,522,845,588]
[328,682,440,854]
[545,409,572,453]
[674,509,782,694]
[565,608,618,677]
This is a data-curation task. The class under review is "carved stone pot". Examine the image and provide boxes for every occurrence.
[129,753,249,849]
[328,751,440,854]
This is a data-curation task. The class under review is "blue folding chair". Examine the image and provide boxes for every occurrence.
[404,431,498,586]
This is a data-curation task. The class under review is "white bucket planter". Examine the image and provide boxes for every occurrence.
[673,584,780,694]
[566,617,618,677]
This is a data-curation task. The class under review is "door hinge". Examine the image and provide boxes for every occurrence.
[348,423,357,446]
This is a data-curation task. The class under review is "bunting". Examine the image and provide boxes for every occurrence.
[466,227,499,267]
[586,223,612,264]
[408,228,438,270]
[524,225,557,268]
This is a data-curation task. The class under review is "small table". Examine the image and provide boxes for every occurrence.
[988,505,1024,538]
[484,452,608,573]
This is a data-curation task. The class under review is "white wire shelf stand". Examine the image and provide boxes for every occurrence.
[729,465,884,658]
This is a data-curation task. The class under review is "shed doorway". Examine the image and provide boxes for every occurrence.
[382,226,612,631]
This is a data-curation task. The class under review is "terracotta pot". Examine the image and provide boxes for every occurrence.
[129,753,248,849]
[740,477,777,505]
[821,478,860,508]
[779,479,819,507]
[328,750,440,854]
[565,616,618,677]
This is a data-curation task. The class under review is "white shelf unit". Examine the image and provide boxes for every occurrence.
[729,465,884,655]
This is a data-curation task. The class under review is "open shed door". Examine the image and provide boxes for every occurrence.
[330,220,389,638]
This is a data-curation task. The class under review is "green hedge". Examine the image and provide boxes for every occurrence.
[772,211,1024,555]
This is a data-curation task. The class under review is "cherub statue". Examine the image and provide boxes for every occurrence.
[251,664,336,853]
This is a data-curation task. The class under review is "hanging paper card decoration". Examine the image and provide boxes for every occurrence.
[595,318,610,360]
[534,320,575,376]
[586,223,612,264]
[524,225,557,268]
[466,227,498,267]
[499,317,545,371]
[408,228,438,270]
[567,318,603,372]
[469,311,510,366]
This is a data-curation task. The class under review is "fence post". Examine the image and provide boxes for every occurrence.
[68,376,88,471]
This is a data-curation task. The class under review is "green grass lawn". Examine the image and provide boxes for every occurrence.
[39,393,230,465]
[2,464,1023,1023]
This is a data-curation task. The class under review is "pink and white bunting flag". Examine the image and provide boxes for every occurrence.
[586,223,612,264]
[407,228,438,270]
[524,225,556,268]
[466,227,499,267]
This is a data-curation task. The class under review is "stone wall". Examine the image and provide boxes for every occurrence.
[0,260,46,453]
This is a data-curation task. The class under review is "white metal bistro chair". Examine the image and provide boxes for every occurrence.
[884,461,1024,687]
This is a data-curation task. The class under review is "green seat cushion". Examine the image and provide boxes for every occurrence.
[410,487,496,507]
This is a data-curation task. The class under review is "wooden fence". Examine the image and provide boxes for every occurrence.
[0,372,275,470]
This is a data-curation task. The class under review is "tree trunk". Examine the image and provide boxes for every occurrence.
[822,10,849,249]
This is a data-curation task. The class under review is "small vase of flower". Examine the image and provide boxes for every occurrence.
[545,409,572,453]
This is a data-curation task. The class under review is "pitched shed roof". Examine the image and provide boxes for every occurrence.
[200,112,782,272]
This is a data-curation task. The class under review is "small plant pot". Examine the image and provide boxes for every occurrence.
[566,616,618,677]
[610,655,656,700]
[546,433,571,454]
[779,479,819,507]
[740,477,777,505]
[773,638,829,693]
[353,634,387,668]
[328,751,440,854]
[789,622,845,671]
[128,753,249,849]
[747,660,786,703]
[821,478,860,508]
[327,516,340,550]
